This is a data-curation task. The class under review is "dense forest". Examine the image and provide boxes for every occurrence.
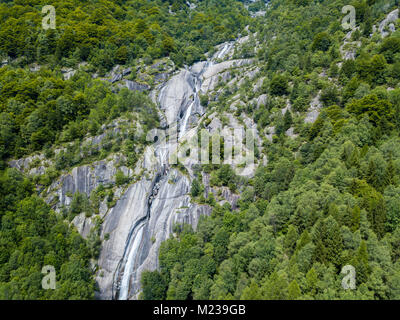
[0,0,250,299]
[1,0,400,300]
[0,168,96,299]
[0,0,248,166]
[140,0,400,300]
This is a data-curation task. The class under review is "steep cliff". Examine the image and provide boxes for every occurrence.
[7,29,269,299]
[96,38,259,300]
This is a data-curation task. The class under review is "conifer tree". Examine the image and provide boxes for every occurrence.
[353,240,370,285]
[351,206,361,232]
[287,280,301,300]
[384,158,396,187]
[284,225,299,256]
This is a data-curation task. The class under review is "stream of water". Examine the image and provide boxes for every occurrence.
[114,42,234,300]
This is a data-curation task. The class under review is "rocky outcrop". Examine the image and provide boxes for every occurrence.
[253,77,265,93]
[373,9,399,38]
[154,73,169,83]
[201,59,253,93]
[96,164,213,300]
[9,154,54,177]
[72,213,97,239]
[96,44,224,300]
[266,126,275,142]
[257,93,268,108]
[286,127,298,139]
[95,37,261,300]
[305,92,322,124]
[96,177,154,299]
[202,173,240,209]
[158,70,197,127]
[340,29,361,60]
[5,28,267,301]
[125,80,150,92]
[118,170,209,300]
[212,42,235,61]
[45,155,132,209]
[109,65,123,83]
[9,154,45,173]
[61,68,76,80]
[12,33,259,300]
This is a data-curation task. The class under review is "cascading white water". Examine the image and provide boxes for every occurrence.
[113,40,236,300]
[179,75,199,139]
[179,101,193,139]
[119,226,144,300]
[179,43,233,140]
[214,42,234,60]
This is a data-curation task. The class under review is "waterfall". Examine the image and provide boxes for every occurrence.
[113,173,163,300]
[214,42,234,60]
[179,75,199,139]
[179,101,193,139]
[118,226,144,300]
[111,40,236,300]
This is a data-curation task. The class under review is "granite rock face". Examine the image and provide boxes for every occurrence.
[377,9,398,38]
[114,169,211,300]
[45,155,132,210]
[9,154,47,173]
[96,177,154,299]
[125,80,150,92]
[201,59,253,93]
[72,212,96,239]
[157,66,206,134]
[96,164,212,300]
[340,29,361,60]
[95,39,254,300]
[12,35,257,300]
[305,92,322,124]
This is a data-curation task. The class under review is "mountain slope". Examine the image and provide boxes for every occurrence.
[2,0,400,301]
[139,0,400,300]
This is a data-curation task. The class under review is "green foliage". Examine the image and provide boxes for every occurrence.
[320,86,340,107]
[0,0,248,67]
[0,68,159,164]
[191,178,202,197]
[140,271,167,300]
[270,74,288,96]
[356,54,387,85]
[347,94,395,133]
[312,32,332,52]
[141,0,400,301]
[115,170,129,186]
[379,37,400,63]
[3,0,400,301]
[0,169,95,299]
[200,94,209,107]
[0,0,249,164]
